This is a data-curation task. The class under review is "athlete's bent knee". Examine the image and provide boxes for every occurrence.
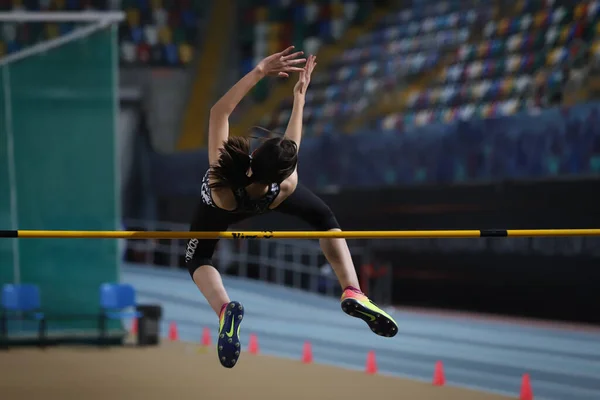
[314,205,340,231]
[184,238,215,278]
[187,260,214,279]
[185,238,216,280]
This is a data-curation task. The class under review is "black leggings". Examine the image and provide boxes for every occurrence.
[184,182,340,277]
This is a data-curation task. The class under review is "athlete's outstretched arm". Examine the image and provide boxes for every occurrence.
[208,47,306,165]
[284,54,317,151]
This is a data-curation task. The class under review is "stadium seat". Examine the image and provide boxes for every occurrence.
[0,284,47,348]
[98,283,142,342]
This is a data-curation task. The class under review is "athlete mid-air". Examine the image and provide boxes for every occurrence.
[184,47,398,368]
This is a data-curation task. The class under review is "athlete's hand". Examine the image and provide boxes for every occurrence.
[293,54,316,97]
[255,46,306,78]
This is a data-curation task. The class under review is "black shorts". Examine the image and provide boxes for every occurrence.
[184,182,340,277]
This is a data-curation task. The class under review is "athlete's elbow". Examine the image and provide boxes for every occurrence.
[210,104,231,118]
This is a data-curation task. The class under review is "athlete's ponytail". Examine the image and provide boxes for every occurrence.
[208,136,252,189]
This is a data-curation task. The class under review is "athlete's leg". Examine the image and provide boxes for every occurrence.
[275,183,398,338]
[185,204,247,368]
[275,183,359,290]
[191,263,229,315]
[318,233,360,290]
[186,230,231,315]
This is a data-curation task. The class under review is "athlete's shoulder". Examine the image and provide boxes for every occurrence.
[279,173,298,196]
[269,173,298,209]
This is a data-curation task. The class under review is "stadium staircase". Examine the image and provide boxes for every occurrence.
[177,0,233,150]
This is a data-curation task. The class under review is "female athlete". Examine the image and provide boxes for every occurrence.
[185,47,398,369]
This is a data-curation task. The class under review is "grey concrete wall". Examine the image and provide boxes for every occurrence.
[121,68,191,153]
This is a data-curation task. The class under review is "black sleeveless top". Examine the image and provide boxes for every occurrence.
[200,169,280,214]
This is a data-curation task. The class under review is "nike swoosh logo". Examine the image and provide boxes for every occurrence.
[226,317,235,338]
[356,310,376,321]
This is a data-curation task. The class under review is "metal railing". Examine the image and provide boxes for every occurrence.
[121,219,383,301]
[87,218,600,306]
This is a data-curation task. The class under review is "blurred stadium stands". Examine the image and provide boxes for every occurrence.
[3,0,599,185]
[0,0,206,66]
[256,0,597,135]
[175,0,388,150]
[389,0,595,129]
[236,0,377,103]
[119,0,205,66]
[145,102,600,193]
[262,0,495,134]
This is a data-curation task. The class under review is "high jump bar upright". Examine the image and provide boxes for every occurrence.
[1,229,600,239]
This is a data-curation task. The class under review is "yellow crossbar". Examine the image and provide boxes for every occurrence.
[2,229,600,239]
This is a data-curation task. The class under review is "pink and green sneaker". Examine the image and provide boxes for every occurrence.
[340,287,398,337]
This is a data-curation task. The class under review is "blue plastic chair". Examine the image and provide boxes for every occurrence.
[98,283,142,343]
[1,284,47,348]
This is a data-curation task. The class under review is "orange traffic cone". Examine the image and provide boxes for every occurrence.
[302,341,313,364]
[520,373,533,400]
[168,322,179,341]
[433,361,446,386]
[365,350,377,374]
[248,333,259,354]
[201,327,211,347]
[130,318,138,335]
